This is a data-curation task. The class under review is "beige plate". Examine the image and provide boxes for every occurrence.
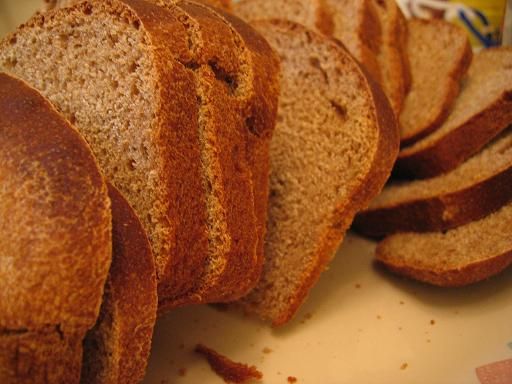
[144,233,512,384]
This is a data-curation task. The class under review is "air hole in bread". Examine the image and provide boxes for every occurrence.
[208,60,238,94]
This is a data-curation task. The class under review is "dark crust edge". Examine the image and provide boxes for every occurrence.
[353,163,512,238]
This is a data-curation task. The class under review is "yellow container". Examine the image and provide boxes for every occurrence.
[398,0,508,47]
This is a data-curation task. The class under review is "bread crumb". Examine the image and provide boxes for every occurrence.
[262,347,273,354]
[430,319,436,325]
[355,283,362,289]
[377,315,382,320]
[399,300,405,305]
[178,368,187,377]
[400,363,408,370]
[427,339,431,343]
[195,344,262,383]
[287,376,298,383]
[398,327,402,331]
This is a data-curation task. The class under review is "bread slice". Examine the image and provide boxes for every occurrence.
[0,73,111,383]
[324,0,382,83]
[373,0,410,116]
[238,20,399,325]
[233,0,334,35]
[399,19,472,145]
[376,201,512,287]
[0,0,264,307]
[354,129,512,237]
[81,184,157,384]
[395,47,512,178]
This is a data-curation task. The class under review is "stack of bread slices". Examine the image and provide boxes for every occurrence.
[354,19,512,287]
[0,0,404,381]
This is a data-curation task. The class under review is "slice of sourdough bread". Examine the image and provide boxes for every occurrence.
[373,0,410,116]
[354,129,512,237]
[81,184,157,384]
[238,20,399,326]
[395,47,512,178]
[376,201,512,287]
[233,0,334,35]
[0,73,111,383]
[399,19,472,145]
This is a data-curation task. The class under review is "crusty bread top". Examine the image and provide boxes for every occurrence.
[376,200,512,287]
[81,184,157,384]
[0,72,111,332]
[238,20,398,325]
[399,18,472,145]
[396,47,512,178]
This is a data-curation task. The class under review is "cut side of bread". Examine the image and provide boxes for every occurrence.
[399,19,472,145]
[376,201,512,287]
[233,0,334,35]
[395,47,512,178]
[354,129,512,237]
[373,0,410,116]
[238,20,399,326]
[0,73,111,383]
[81,184,157,384]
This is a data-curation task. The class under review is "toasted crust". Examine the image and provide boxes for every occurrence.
[354,164,512,238]
[176,2,280,304]
[0,73,111,383]
[81,184,157,384]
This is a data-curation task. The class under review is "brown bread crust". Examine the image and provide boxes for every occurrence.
[376,241,512,287]
[395,90,512,178]
[0,73,112,383]
[81,184,157,384]
[400,20,473,146]
[176,1,280,304]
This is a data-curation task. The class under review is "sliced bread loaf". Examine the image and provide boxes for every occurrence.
[373,0,410,116]
[238,20,399,325]
[233,0,334,35]
[376,200,512,287]
[0,73,111,383]
[81,184,157,384]
[354,129,512,237]
[399,19,472,145]
[0,0,266,307]
[395,47,512,178]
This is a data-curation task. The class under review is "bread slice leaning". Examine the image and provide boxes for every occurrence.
[376,201,512,287]
[0,73,111,383]
[395,47,512,178]
[238,20,399,326]
[81,184,157,384]
[399,19,472,145]
[354,129,512,237]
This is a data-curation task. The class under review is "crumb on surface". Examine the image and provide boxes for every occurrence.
[262,347,273,354]
[287,376,298,383]
[355,283,362,289]
[430,319,436,325]
[399,301,405,305]
[195,344,263,383]
[400,363,408,370]
[377,315,382,320]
